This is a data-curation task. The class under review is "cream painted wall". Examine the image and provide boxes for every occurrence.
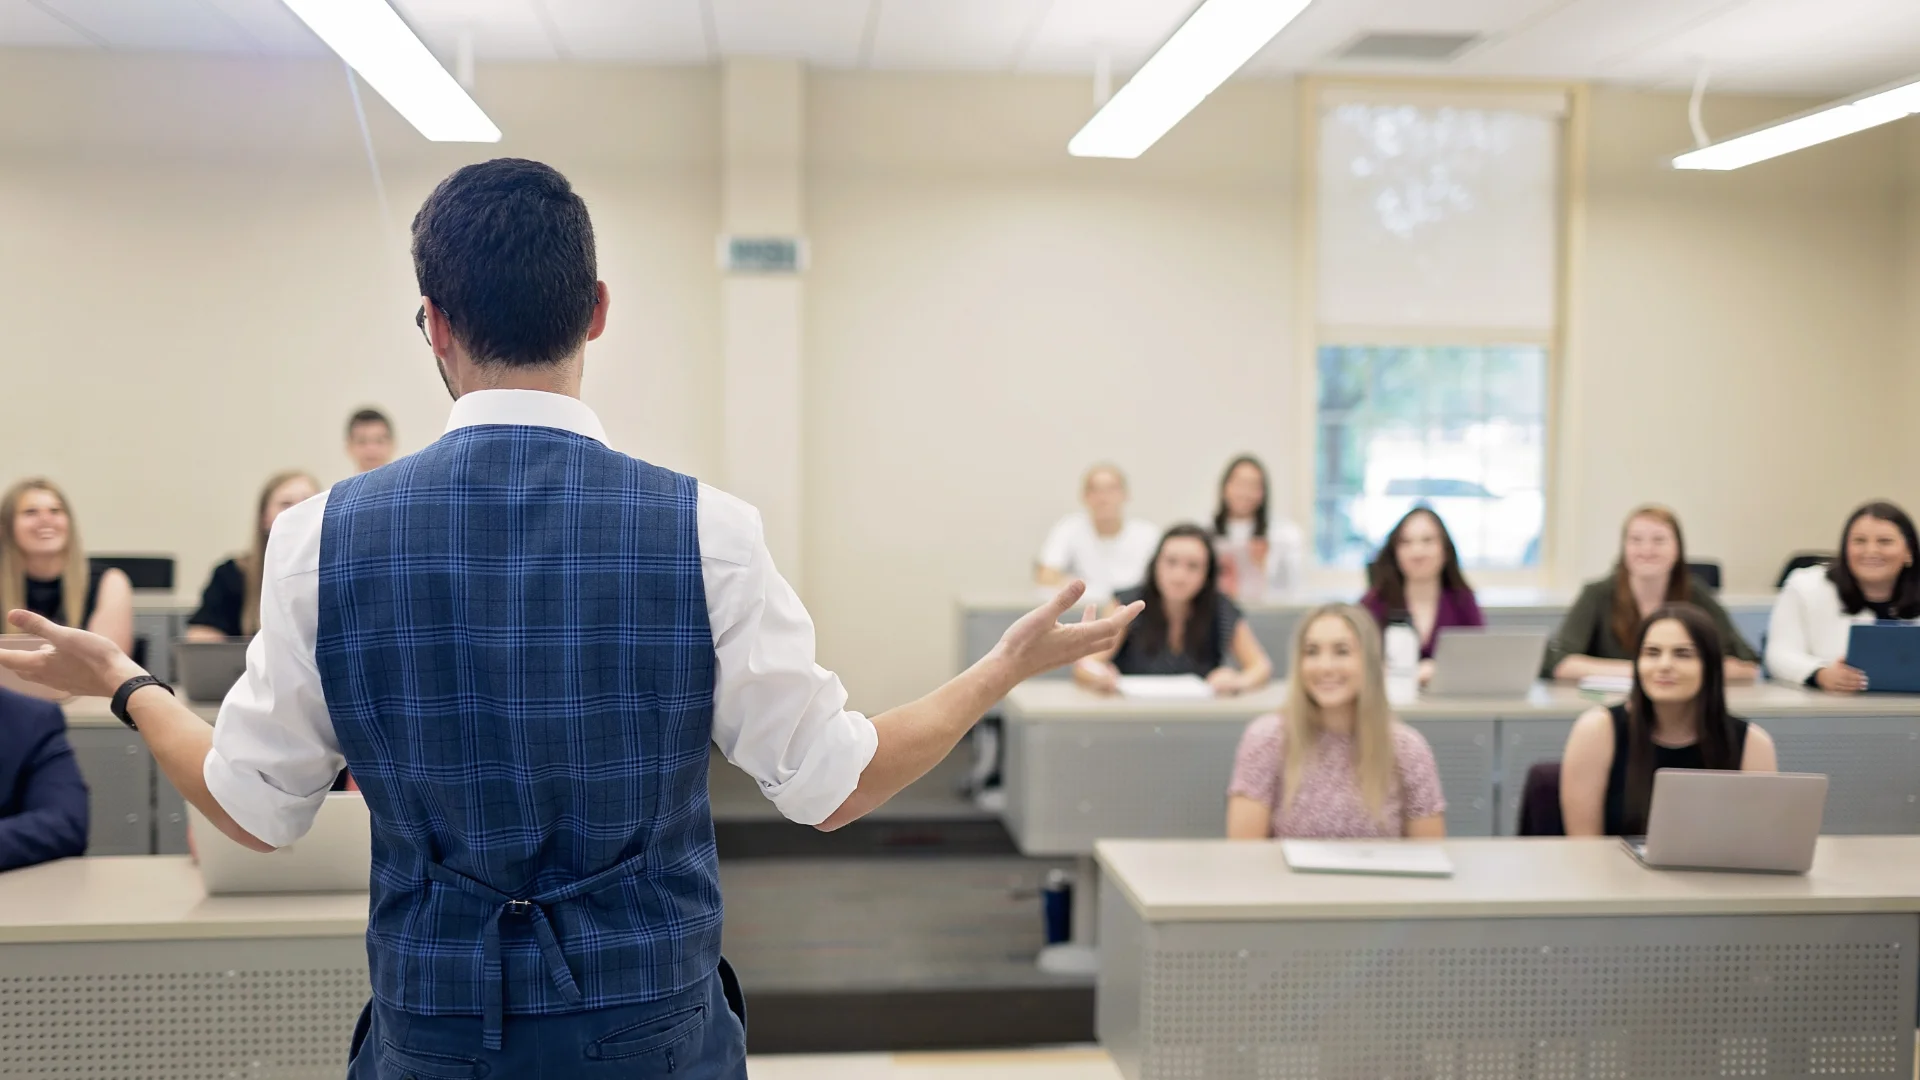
[803,72,1298,709]
[1564,89,1906,592]
[0,50,721,591]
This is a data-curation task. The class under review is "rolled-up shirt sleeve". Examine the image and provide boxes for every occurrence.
[700,485,878,826]
[202,493,346,849]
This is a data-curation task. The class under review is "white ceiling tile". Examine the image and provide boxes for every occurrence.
[868,0,1043,71]
[1608,0,1920,94]
[710,0,870,67]
[0,0,100,46]
[544,0,708,63]
[36,0,254,50]
[1017,0,1193,73]
[392,0,560,61]
[197,0,327,54]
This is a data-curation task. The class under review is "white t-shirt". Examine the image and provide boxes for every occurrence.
[1037,513,1161,602]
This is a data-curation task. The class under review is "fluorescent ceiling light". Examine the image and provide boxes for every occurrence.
[1673,76,1920,171]
[1069,0,1313,159]
[281,0,500,142]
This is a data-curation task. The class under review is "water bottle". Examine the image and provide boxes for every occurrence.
[1383,611,1419,706]
[1042,868,1073,945]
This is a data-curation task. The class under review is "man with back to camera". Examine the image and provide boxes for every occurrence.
[0,158,1142,1077]
[344,407,395,473]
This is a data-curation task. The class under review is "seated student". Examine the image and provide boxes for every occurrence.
[185,471,322,642]
[346,407,396,474]
[1360,507,1484,681]
[1542,505,1758,682]
[1559,603,1778,836]
[1225,604,1446,839]
[1767,500,1920,692]
[1074,524,1272,695]
[1210,454,1305,601]
[0,479,133,655]
[0,686,88,871]
[1035,463,1160,602]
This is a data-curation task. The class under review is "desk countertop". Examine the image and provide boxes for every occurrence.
[962,588,1778,614]
[1096,836,1920,922]
[1002,679,1920,722]
[0,856,367,944]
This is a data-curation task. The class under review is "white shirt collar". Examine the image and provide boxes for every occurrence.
[443,389,609,445]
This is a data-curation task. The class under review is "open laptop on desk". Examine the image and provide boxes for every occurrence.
[1621,770,1827,874]
[175,638,251,703]
[1846,623,1920,694]
[1426,629,1547,697]
[189,791,370,894]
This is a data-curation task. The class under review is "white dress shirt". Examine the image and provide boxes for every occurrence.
[203,390,879,847]
[1036,512,1160,603]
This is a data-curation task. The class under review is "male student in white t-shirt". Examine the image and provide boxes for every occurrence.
[1034,464,1161,603]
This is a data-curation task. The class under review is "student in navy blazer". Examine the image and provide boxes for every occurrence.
[0,686,88,871]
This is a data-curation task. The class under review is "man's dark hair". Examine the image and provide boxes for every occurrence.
[411,158,598,368]
[346,408,391,437]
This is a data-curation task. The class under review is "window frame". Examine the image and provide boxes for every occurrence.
[1291,76,1589,589]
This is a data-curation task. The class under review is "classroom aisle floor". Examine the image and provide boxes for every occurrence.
[744,1046,1120,1079]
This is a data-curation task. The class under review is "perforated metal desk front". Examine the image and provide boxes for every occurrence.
[0,857,368,1080]
[1095,837,1920,1080]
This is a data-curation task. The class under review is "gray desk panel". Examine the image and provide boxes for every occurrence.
[1766,715,1920,834]
[133,610,179,684]
[1098,887,1917,1080]
[1401,719,1494,837]
[1004,719,1245,856]
[155,772,189,855]
[0,936,367,1080]
[65,729,154,856]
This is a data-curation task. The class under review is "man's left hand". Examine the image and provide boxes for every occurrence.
[0,610,146,699]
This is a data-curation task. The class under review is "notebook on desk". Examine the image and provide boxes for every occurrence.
[1116,674,1214,701]
[1280,840,1454,878]
[1847,623,1920,694]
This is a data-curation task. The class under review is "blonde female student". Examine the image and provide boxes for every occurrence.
[0,479,133,655]
[186,471,322,641]
[1225,604,1446,839]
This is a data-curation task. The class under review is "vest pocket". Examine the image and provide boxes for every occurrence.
[379,1040,489,1079]
[584,1004,706,1062]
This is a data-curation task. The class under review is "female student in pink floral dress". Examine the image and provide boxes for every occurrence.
[1225,603,1447,839]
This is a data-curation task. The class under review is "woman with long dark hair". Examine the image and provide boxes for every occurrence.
[186,470,322,641]
[1559,603,1777,836]
[1767,501,1920,692]
[1210,455,1303,601]
[1076,524,1272,695]
[1542,505,1758,682]
[1360,508,1484,674]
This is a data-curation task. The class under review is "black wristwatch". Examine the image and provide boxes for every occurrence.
[110,675,174,730]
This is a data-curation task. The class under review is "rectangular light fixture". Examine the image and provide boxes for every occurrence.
[281,0,501,142]
[1069,0,1313,159]
[1673,77,1920,171]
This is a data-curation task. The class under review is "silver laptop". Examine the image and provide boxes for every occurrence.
[1622,769,1828,874]
[190,791,371,894]
[1426,629,1548,697]
[175,638,251,703]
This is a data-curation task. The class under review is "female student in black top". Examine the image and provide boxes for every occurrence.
[0,478,133,654]
[1075,524,1273,695]
[186,470,321,641]
[1559,602,1778,836]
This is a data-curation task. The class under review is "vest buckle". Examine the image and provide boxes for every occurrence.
[504,899,535,916]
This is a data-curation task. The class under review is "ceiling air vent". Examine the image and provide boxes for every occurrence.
[1336,32,1480,62]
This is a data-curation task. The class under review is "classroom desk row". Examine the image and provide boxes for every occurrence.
[959,588,1779,680]
[1096,835,1920,1080]
[60,696,220,857]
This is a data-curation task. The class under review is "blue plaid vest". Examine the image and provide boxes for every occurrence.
[314,424,721,1049]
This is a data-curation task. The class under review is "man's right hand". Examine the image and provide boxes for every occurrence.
[990,581,1142,683]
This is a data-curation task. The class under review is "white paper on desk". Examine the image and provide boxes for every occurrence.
[1116,674,1214,701]
[1577,675,1633,694]
[1280,840,1454,878]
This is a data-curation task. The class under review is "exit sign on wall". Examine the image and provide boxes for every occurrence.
[719,236,807,274]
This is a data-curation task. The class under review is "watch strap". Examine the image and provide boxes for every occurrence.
[110,675,173,730]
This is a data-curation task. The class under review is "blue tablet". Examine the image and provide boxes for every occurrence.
[1845,623,1920,694]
